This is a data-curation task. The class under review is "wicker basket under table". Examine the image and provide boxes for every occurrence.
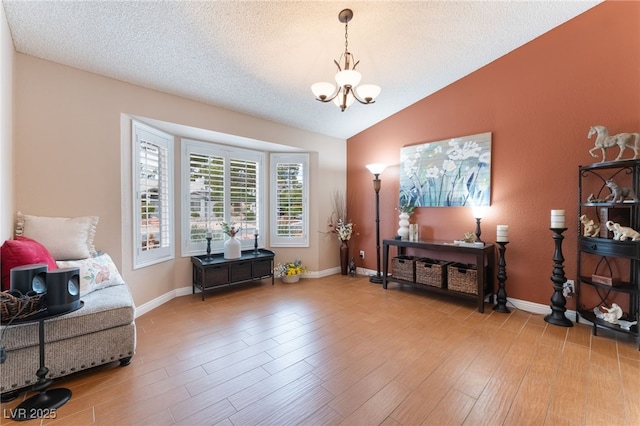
[447,263,479,294]
[415,258,450,288]
[391,256,416,282]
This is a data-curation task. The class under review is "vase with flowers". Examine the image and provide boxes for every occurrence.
[220,222,241,259]
[327,191,354,275]
[274,260,307,283]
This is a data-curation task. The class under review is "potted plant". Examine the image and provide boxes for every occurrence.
[274,260,306,283]
[399,198,416,215]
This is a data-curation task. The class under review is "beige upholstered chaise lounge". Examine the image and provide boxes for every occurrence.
[0,213,136,400]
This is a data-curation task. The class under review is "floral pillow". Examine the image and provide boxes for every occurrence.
[56,253,124,296]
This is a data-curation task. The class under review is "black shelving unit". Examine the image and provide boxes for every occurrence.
[577,159,639,349]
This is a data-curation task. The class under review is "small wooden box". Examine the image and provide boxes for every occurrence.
[591,274,619,286]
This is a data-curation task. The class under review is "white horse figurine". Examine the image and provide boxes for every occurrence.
[588,125,640,162]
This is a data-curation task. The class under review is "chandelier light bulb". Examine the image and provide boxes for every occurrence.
[335,70,362,88]
[311,82,336,100]
[356,84,381,103]
[334,90,355,110]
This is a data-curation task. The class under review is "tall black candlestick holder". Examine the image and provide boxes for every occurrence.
[206,237,212,259]
[493,241,510,313]
[544,227,573,327]
[253,233,259,254]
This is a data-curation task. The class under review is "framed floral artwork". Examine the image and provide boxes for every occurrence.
[400,132,492,207]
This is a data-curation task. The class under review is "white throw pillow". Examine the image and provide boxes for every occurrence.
[15,212,98,260]
[56,253,125,296]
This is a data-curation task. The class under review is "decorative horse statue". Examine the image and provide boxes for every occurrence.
[588,125,640,162]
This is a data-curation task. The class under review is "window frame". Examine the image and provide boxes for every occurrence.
[270,153,309,247]
[181,139,265,256]
[132,121,175,269]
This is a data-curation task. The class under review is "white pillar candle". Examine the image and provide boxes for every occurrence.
[551,209,565,228]
[206,229,212,239]
[496,225,509,242]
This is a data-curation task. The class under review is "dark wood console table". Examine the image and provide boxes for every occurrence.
[382,239,494,313]
[191,249,275,300]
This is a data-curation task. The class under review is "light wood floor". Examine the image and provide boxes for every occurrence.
[2,275,639,425]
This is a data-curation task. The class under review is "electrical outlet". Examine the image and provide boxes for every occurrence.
[359,250,365,259]
[563,279,575,298]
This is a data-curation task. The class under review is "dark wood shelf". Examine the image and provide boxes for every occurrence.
[579,237,639,258]
[579,275,639,294]
[582,202,637,207]
[579,159,640,170]
[388,276,481,301]
[578,309,639,337]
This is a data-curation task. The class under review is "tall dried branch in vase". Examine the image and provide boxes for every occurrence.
[327,190,354,242]
[327,190,353,276]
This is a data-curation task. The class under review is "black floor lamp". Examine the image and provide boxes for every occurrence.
[366,163,387,284]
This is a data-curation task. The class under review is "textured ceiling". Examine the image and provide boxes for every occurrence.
[3,0,601,140]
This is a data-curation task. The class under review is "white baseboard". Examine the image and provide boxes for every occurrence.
[135,286,192,318]
[134,273,582,326]
[501,296,580,322]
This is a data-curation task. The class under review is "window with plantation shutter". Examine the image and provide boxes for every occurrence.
[270,154,309,247]
[182,140,264,255]
[132,121,174,268]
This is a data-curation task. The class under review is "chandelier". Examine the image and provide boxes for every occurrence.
[311,9,381,111]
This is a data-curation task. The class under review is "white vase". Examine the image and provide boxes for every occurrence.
[224,235,241,259]
[398,212,410,240]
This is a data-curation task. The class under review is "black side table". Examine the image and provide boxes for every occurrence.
[5,302,83,421]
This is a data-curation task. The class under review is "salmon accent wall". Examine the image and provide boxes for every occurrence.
[347,1,640,308]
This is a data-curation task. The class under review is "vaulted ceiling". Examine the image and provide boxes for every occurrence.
[3,1,601,139]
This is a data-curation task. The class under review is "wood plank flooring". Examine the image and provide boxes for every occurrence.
[2,275,638,425]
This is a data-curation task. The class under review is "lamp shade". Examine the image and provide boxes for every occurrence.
[356,84,381,102]
[366,163,387,175]
[472,206,488,219]
[311,82,335,100]
[335,70,362,88]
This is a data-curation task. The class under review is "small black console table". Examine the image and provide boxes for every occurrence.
[191,249,275,300]
[3,302,83,421]
[382,239,494,313]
